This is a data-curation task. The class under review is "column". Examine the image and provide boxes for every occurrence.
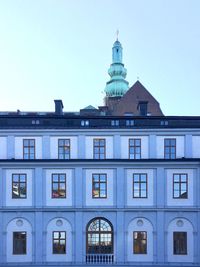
[7,135,15,159]
[34,167,43,207]
[42,135,50,159]
[114,134,121,159]
[149,134,156,158]
[75,167,83,208]
[34,212,43,263]
[78,135,85,159]
[156,167,165,207]
[116,211,125,263]
[116,167,125,208]
[185,134,192,158]
[75,212,83,263]
[156,211,165,263]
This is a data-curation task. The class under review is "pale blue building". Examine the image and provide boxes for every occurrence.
[0,39,199,267]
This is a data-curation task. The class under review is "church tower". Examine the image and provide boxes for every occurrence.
[104,37,129,111]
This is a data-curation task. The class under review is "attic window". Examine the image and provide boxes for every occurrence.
[160,120,168,126]
[138,101,148,116]
[111,120,119,127]
[126,120,134,126]
[32,120,40,125]
[81,120,89,127]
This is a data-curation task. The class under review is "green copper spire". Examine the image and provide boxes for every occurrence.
[105,38,129,97]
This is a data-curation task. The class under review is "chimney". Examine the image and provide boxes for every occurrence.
[54,100,64,115]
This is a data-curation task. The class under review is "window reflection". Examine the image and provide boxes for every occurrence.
[87,218,113,254]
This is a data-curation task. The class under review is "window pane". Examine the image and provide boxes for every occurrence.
[135,139,141,146]
[133,174,140,182]
[59,139,64,146]
[29,139,35,146]
[133,190,140,198]
[100,147,105,153]
[20,175,26,182]
[135,147,141,154]
[173,232,187,255]
[141,190,147,198]
[140,174,146,182]
[173,175,179,182]
[99,139,105,146]
[59,174,66,182]
[134,231,147,254]
[53,231,66,254]
[173,183,179,191]
[13,232,26,254]
[101,183,106,190]
[53,175,59,182]
[173,190,180,198]
[180,191,187,198]
[99,154,105,159]
[129,139,134,146]
[20,183,26,198]
[171,139,176,146]
[94,139,99,146]
[165,139,170,146]
[181,175,187,182]
[13,174,19,182]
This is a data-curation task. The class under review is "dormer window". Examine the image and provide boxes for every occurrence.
[138,101,148,116]
[111,120,119,127]
[81,120,89,127]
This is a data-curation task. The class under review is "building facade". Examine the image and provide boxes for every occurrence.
[0,40,200,267]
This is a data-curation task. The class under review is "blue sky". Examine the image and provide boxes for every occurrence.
[0,0,199,115]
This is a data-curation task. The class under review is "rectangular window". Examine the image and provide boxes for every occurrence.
[129,138,141,159]
[92,174,107,198]
[58,139,70,159]
[133,231,147,254]
[52,174,66,198]
[111,120,119,126]
[133,174,147,198]
[13,232,26,255]
[53,231,66,254]
[173,174,188,199]
[173,232,187,255]
[12,174,27,199]
[93,139,106,159]
[164,138,176,159]
[81,120,89,126]
[23,139,35,159]
[126,119,134,126]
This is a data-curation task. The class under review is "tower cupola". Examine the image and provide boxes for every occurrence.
[105,38,129,97]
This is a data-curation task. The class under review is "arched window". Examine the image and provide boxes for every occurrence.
[86,218,113,254]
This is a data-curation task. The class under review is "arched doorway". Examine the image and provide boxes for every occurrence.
[86,217,114,263]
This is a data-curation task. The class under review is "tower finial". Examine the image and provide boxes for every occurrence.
[116,29,119,41]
